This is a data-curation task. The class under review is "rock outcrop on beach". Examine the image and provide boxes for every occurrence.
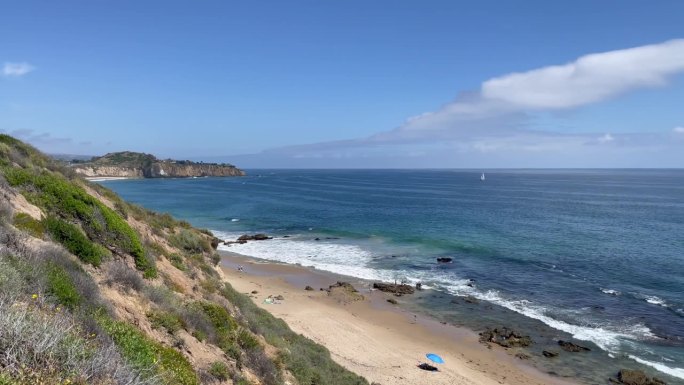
[372,282,415,295]
[71,151,245,178]
[478,327,533,348]
[326,281,364,303]
[610,369,667,385]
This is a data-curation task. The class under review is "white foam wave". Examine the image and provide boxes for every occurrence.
[601,288,621,296]
[644,295,668,307]
[628,355,684,380]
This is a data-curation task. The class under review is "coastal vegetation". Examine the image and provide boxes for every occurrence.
[0,134,367,385]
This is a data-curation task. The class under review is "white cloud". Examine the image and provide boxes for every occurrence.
[2,62,35,77]
[482,39,684,109]
[674,126,684,133]
[598,133,615,143]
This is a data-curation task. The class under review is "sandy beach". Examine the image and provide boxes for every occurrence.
[220,252,577,385]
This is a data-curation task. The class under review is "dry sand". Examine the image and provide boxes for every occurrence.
[220,252,577,385]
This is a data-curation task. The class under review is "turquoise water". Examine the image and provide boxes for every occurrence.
[100,169,684,383]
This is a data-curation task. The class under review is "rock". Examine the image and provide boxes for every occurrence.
[327,281,364,303]
[251,290,258,294]
[314,237,321,241]
[515,352,530,360]
[387,298,398,305]
[305,285,314,291]
[464,296,479,304]
[237,233,272,242]
[436,257,453,263]
[613,369,667,385]
[274,295,284,301]
[478,327,533,348]
[415,282,423,290]
[542,350,559,358]
[210,237,220,249]
[373,282,415,295]
[558,340,591,352]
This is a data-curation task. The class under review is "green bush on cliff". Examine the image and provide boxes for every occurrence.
[44,216,109,267]
[3,166,156,277]
[97,313,199,385]
[45,263,82,309]
[12,213,44,238]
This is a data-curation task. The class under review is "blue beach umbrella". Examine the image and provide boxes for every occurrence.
[425,353,444,364]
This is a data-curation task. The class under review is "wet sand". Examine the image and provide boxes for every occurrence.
[220,251,577,385]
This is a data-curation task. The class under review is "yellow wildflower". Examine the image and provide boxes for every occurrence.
[31,294,38,299]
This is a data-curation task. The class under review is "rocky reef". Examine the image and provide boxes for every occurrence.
[71,151,245,178]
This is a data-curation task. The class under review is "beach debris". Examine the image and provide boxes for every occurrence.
[542,350,559,358]
[514,352,530,360]
[417,363,438,371]
[372,282,415,295]
[263,295,283,305]
[558,340,591,352]
[305,285,314,291]
[387,298,398,305]
[274,295,285,300]
[609,369,666,385]
[436,257,453,263]
[478,327,533,348]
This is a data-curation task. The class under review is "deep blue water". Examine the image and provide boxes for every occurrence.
[100,169,684,383]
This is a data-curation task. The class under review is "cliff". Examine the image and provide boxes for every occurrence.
[0,134,366,385]
[72,151,245,178]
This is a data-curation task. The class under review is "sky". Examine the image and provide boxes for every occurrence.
[1,1,683,168]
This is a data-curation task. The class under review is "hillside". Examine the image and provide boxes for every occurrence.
[71,151,245,178]
[0,134,366,385]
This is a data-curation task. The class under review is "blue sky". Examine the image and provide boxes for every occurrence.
[1,1,683,167]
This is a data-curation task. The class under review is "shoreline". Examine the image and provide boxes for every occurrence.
[219,251,577,385]
[84,176,134,181]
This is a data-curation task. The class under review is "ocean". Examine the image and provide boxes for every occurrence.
[99,169,684,384]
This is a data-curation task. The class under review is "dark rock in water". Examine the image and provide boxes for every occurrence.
[325,237,339,240]
[436,257,453,263]
[314,237,321,241]
[210,237,220,249]
[373,282,415,295]
[479,327,533,348]
[390,255,398,258]
[387,298,398,305]
[305,286,314,291]
[542,350,559,358]
[610,369,667,385]
[558,340,591,352]
[515,352,530,360]
[415,282,423,290]
[464,296,479,304]
[466,282,474,287]
[283,235,290,238]
[237,233,272,242]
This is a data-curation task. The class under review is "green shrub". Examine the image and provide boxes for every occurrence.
[170,229,211,254]
[97,313,199,385]
[44,216,108,266]
[46,263,81,309]
[147,310,183,334]
[208,361,230,381]
[12,213,44,238]
[168,253,186,271]
[237,327,260,350]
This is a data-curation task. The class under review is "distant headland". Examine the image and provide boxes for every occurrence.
[70,151,245,178]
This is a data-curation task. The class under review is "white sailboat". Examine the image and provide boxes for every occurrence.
[480,172,485,181]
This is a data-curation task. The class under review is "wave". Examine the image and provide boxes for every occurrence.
[601,288,621,296]
[628,355,684,380]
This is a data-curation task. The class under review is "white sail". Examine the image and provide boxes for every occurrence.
[480,173,485,181]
